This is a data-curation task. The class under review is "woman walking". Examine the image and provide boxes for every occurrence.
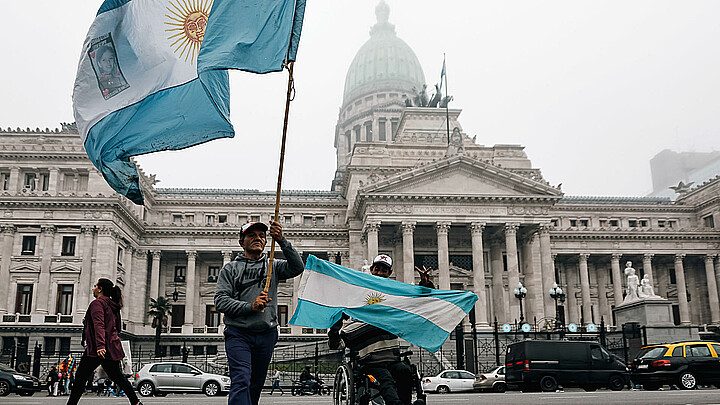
[66,278,141,405]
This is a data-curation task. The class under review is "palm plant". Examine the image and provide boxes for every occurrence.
[148,296,172,357]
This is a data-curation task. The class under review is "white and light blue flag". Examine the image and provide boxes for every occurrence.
[73,0,305,204]
[290,255,479,353]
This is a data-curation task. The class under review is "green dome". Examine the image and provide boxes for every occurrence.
[343,1,426,105]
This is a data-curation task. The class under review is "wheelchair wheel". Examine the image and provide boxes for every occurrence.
[334,364,354,405]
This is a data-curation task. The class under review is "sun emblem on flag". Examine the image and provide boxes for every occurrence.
[165,0,212,63]
[364,292,386,306]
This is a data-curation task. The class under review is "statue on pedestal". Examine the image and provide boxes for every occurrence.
[639,274,660,299]
[622,261,640,304]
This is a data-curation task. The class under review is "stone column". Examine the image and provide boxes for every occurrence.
[95,227,117,280]
[222,250,233,266]
[596,264,610,324]
[674,254,691,325]
[527,233,544,320]
[490,242,507,322]
[436,222,451,290]
[131,249,148,326]
[340,252,350,268]
[470,223,489,327]
[505,224,521,322]
[0,225,15,314]
[149,250,162,300]
[564,262,579,324]
[643,254,655,286]
[8,167,19,193]
[704,255,720,324]
[401,222,416,285]
[578,254,592,324]
[48,167,59,194]
[36,226,55,314]
[538,224,555,319]
[77,226,94,316]
[366,222,380,262]
[121,247,133,323]
[611,254,623,309]
[184,251,197,331]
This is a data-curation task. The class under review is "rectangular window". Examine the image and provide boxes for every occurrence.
[208,266,220,282]
[303,216,313,225]
[61,236,76,256]
[58,337,71,355]
[278,305,288,327]
[218,215,227,224]
[579,219,589,227]
[15,284,33,314]
[1,337,14,355]
[168,346,181,356]
[62,173,75,191]
[24,173,36,191]
[378,118,387,141]
[44,337,56,355]
[609,219,619,227]
[174,266,187,282]
[185,214,194,223]
[193,345,204,355]
[345,130,352,152]
[658,220,665,228]
[56,285,73,315]
[250,215,260,222]
[667,220,676,228]
[77,174,89,191]
[364,121,373,142]
[0,172,9,191]
[207,345,218,355]
[21,235,36,255]
[284,215,293,224]
[315,216,325,225]
[171,305,185,326]
[569,219,577,227]
[206,214,215,224]
[391,119,399,138]
[669,268,677,284]
[599,219,607,228]
[172,214,183,223]
[639,220,648,227]
[117,247,123,265]
[628,220,638,227]
[354,125,361,142]
[703,215,715,228]
[550,218,559,227]
[206,305,220,327]
[40,173,49,191]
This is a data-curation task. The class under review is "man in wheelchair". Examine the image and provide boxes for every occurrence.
[328,255,431,405]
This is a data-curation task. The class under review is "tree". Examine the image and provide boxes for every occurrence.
[147,297,172,357]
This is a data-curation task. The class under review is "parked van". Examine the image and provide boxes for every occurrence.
[505,340,628,392]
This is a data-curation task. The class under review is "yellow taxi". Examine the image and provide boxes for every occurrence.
[630,341,720,390]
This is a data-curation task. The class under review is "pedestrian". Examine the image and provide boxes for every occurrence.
[215,221,304,405]
[47,365,59,396]
[65,278,142,405]
[269,368,284,395]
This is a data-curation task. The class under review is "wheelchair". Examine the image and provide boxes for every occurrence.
[333,350,427,405]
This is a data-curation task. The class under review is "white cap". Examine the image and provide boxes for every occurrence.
[372,254,392,269]
[240,222,268,237]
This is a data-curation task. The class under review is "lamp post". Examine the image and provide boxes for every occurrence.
[549,283,566,329]
[513,282,527,324]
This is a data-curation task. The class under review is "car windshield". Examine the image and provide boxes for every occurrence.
[638,347,668,359]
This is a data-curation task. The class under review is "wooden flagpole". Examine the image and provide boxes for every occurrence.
[264,61,295,293]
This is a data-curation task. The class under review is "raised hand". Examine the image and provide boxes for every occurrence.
[415,266,434,288]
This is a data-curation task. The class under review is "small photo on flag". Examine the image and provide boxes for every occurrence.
[88,34,129,100]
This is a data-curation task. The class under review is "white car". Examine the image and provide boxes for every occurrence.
[422,370,476,393]
[133,362,231,397]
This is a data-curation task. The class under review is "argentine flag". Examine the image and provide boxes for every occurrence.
[290,255,478,353]
[73,0,305,204]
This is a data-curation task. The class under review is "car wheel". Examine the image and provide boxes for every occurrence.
[436,385,450,394]
[678,371,697,390]
[608,375,625,391]
[493,383,507,393]
[539,375,558,392]
[0,380,9,396]
[204,381,221,396]
[18,391,34,396]
[138,381,155,397]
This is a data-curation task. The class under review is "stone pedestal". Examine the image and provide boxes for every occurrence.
[614,299,674,327]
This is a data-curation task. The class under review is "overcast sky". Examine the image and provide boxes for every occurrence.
[3,1,720,197]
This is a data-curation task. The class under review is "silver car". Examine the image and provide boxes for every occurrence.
[473,366,506,392]
[133,362,230,397]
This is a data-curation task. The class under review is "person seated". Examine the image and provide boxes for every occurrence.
[299,365,319,392]
[328,255,430,405]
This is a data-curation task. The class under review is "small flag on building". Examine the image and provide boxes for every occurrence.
[290,255,478,353]
[73,0,305,205]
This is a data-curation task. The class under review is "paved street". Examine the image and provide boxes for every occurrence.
[4,389,720,405]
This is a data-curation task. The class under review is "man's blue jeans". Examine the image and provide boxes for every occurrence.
[225,326,278,405]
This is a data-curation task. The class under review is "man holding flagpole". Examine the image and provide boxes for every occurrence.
[215,221,304,405]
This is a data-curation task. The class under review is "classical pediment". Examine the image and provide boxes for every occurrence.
[360,155,563,198]
[10,261,40,273]
[50,263,81,273]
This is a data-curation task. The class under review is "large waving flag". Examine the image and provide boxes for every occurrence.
[290,255,478,353]
[73,0,305,204]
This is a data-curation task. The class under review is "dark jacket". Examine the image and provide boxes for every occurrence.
[82,296,125,361]
[214,238,304,332]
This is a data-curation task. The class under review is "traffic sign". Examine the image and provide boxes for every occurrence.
[568,323,578,333]
[502,323,512,333]
[521,323,531,333]
[587,323,597,332]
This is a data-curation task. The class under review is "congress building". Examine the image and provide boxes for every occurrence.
[1,2,719,358]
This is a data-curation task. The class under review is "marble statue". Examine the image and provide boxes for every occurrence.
[622,261,640,304]
[446,127,464,156]
[639,274,660,298]
[361,259,371,273]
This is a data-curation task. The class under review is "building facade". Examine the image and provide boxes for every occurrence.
[1,2,719,358]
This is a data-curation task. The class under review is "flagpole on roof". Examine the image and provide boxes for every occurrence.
[443,54,450,146]
[264,61,295,294]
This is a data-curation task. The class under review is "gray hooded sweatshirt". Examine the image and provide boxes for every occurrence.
[214,238,304,332]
